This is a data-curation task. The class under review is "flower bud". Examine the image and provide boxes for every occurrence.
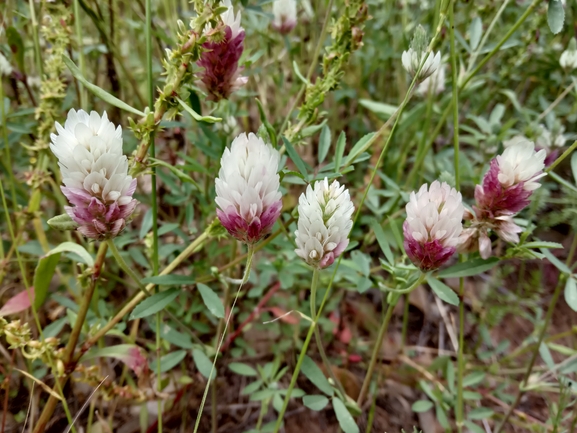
[403,181,464,271]
[272,0,297,34]
[50,109,138,239]
[560,38,577,70]
[197,0,247,101]
[294,178,354,269]
[402,26,440,81]
[215,133,282,244]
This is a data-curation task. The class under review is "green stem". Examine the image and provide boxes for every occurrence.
[29,0,43,76]
[310,269,347,398]
[357,273,426,406]
[547,139,577,173]
[494,233,577,433]
[73,0,87,109]
[406,0,539,186]
[273,266,327,433]
[84,229,210,349]
[193,245,255,433]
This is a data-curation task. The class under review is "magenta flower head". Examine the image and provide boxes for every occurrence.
[294,178,354,269]
[50,109,138,239]
[197,0,247,101]
[215,132,282,244]
[475,140,546,217]
[403,181,464,271]
[272,0,297,34]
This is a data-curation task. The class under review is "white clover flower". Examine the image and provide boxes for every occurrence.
[221,0,243,38]
[416,63,445,96]
[560,38,577,70]
[50,109,137,239]
[0,53,13,77]
[215,133,282,244]
[403,181,463,271]
[402,48,441,81]
[295,178,354,269]
[496,140,546,191]
[503,134,529,148]
[272,0,297,34]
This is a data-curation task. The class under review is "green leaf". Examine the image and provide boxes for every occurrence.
[303,395,329,411]
[464,421,485,433]
[6,27,25,72]
[292,60,309,85]
[469,17,482,50]
[540,248,572,275]
[62,55,145,117]
[370,219,394,264]
[141,275,196,285]
[129,288,180,319]
[344,132,376,166]
[176,97,222,123]
[192,349,216,380]
[44,242,94,267]
[437,257,499,278]
[33,253,61,309]
[282,136,308,180]
[332,397,359,433]
[82,344,147,374]
[522,241,563,250]
[242,380,263,395]
[318,125,331,164]
[467,407,494,420]
[197,283,225,318]
[539,342,556,370]
[358,99,397,118]
[547,0,565,34]
[565,277,577,312]
[334,131,346,172]
[426,276,459,306]
[463,371,485,387]
[47,213,79,231]
[147,157,201,189]
[155,350,187,373]
[255,98,277,148]
[301,356,333,396]
[228,362,257,376]
[411,400,433,413]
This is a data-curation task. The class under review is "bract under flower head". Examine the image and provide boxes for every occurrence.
[403,181,463,271]
[215,132,282,244]
[295,178,354,269]
[50,109,137,239]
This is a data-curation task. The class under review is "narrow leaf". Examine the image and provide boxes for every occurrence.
[318,125,331,164]
[44,242,94,267]
[564,277,577,312]
[282,136,308,180]
[332,397,359,433]
[0,289,35,316]
[33,253,61,308]
[62,55,145,117]
[129,288,180,319]
[469,17,482,50]
[426,276,459,306]
[303,395,329,411]
[301,356,333,396]
[437,257,499,278]
[82,344,147,375]
[141,275,196,285]
[197,283,225,318]
[228,362,258,376]
[540,248,572,275]
[547,0,565,34]
[292,60,309,85]
[334,131,346,172]
[154,350,187,374]
[411,400,433,412]
[176,97,222,123]
[15,369,62,401]
[192,349,216,380]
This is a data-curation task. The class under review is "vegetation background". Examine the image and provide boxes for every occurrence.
[1,0,577,432]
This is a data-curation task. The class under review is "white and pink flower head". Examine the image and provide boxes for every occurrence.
[475,140,546,217]
[403,181,464,271]
[294,178,354,269]
[272,0,297,34]
[197,0,247,101]
[50,109,138,239]
[215,132,282,244]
